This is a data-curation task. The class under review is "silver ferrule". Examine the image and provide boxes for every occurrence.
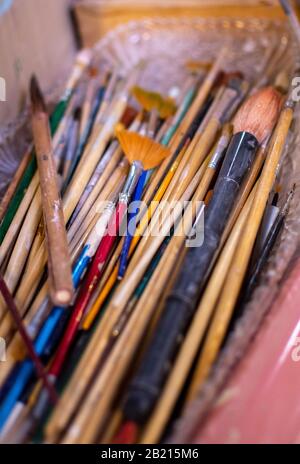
[120,161,143,202]
[209,132,231,169]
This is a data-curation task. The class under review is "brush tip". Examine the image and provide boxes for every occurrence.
[76,48,93,67]
[74,107,82,121]
[30,75,46,112]
[116,130,170,170]
[233,86,282,144]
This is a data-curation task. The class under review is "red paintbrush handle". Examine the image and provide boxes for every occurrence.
[94,200,127,274]
[50,200,128,377]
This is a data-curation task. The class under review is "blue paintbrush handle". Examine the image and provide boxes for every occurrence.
[0,306,63,429]
[118,170,147,279]
[0,248,94,429]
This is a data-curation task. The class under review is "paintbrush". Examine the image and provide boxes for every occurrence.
[117,89,178,279]
[63,68,138,223]
[41,132,170,383]
[47,169,207,444]
[0,274,58,431]
[63,82,106,189]
[62,107,81,182]
[94,70,119,128]
[53,86,84,163]
[119,87,282,429]
[188,98,293,396]
[0,153,148,434]
[102,130,231,364]
[80,142,188,330]
[79,68,99,138]
[14,227,172,445]
[160,82,198,147]
[0,190,43,325]
[0,115,83,322]
[68,110,139,231]
[117,168,147,280]
[1,167,126,374]
[0,73,132,398]
[122,80,240,283]
[67,125,138,248]
[47,139,223,444]
[132,86,176,137]
[81,81,232,329]
[0,147,32,224]
[81,98,211,328]
[5,70,133,326]
[242,188,293,305]
[4,193,124,439]
[30,76,74,307]
[0,155,127,363]
[0,49,92,245]
[140,183,258,443]
[0,301,65,430]
[279,0,300,45]
[67,143,123,239]
[0,89,82,311]
[69,159,129,258]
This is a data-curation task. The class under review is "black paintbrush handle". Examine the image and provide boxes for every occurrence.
[123,131,258,423]
[242,214,284,304]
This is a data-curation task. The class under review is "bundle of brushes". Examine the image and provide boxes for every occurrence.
[0,17,297,445]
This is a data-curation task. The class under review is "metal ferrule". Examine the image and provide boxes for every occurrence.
[62,88,72,102]
[120,161,143,202]
[208,131,231,169]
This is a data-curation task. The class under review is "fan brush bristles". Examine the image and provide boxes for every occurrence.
[116,130,170,170]
[233,86,283,144]
[132,86,161,112]
[159,98,177,119]
[132,86,176,119]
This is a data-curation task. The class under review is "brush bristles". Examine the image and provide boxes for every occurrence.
[116,130,170,170]
[132,86,161,112]
[30,75,47,113]
[185,61,212,73]
[233,86,282,144]
[159,98,177,119]
[131,86,176,119]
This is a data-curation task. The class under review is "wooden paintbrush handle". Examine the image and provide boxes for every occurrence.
[32,112,73,307]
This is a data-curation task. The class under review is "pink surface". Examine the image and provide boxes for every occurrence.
[194,258,300,444]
